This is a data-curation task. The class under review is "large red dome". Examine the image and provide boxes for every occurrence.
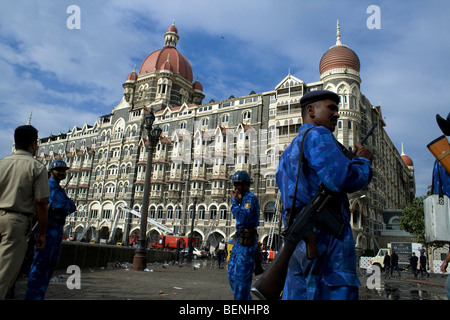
[319,45,360,75]
[139,47,193,83]
[319,21,360,75]
[138,22,193,83]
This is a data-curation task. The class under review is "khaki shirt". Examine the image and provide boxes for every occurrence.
[0,150,50,215]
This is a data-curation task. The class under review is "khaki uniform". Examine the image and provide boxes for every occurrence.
[0,150,50,299]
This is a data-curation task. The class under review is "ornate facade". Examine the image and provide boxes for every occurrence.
[33,21,415,254]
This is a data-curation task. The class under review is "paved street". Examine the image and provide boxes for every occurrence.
[5,260,448,319]
[12,259,234,300]
[359,271,448,300]
[9,259,448,301]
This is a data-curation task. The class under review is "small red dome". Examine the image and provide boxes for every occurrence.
[402,154,413,167]
[126,71,138,82]
[401,144,413,167]
[193,79,203,91]
[167,24,178,34]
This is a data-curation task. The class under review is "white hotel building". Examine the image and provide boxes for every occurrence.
[34,22,415,255]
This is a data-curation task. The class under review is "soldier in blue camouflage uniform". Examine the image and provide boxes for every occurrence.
[432,112,450,197]
[434,112,450,299]
[276,90,373,300]
[228,171,260,300]
[25,160,76,300]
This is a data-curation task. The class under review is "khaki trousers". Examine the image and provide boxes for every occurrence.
[0,210,31,299]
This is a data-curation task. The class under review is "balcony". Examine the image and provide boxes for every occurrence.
[76,193,87,201]
[212,165,227,177]
[167,190,181,200]
[154,150,168,162]
[192,166,206,180]
[235,162,250,172]
[170,149,184,162]
[150,190,163,200]
[190,189,204,199]
[211,188,226,199]
[169,169,183,180]
[152,170,165,181]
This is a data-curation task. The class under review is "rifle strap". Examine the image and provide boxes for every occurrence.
[287,127,313,229]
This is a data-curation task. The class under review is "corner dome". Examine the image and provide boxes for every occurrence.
[138,21,193,83]
[402,154,413,167]
[126,66,138,82]
[319,21,360,75]
[193,77,203,91]
[401,143,413,167]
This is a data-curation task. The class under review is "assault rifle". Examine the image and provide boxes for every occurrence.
[345,122,378,159]
[251,185,343,300]
[250,122,377,300]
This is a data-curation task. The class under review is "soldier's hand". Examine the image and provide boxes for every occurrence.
[35,233,46,251]
[230,189,237,198]
[354,142,373,162]
[441,261,448,273]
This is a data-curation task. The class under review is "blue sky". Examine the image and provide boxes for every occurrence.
[0,0,449,198]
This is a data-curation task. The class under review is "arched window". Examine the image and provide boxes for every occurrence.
[219,205,227,220]
[107,165,118,176]
[157,206,164,219]
[175,206,182,219]
[242,110,251,122]
[105,183,115,194]
[198,205,206,220]
[221,114,229,123]
[264,202,275,222]
[210,205,217,220]
[149,206,156,219]
[167,206,174,219]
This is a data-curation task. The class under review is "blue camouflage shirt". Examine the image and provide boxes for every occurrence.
[49,177,76,220]
[231,190,260,231]
[432,161,450,197]
[276,123,372,228]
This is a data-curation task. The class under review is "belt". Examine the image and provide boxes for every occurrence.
[238,228,257,237]
[48,215,66,226]
[0,209,34,217]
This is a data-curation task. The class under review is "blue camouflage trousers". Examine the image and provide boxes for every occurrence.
[227,240,256,300]
[282,225,360,300]
[25,223,63,300]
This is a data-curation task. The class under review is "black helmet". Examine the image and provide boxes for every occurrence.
[232,171,251,184]
[50,159,69,171]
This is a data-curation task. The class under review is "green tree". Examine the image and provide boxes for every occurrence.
[399,195,427,244]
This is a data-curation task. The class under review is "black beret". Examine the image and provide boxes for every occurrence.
[437,112,450,136]
[300,90,340,108]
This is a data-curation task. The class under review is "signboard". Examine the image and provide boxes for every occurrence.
[391,242,412,267]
